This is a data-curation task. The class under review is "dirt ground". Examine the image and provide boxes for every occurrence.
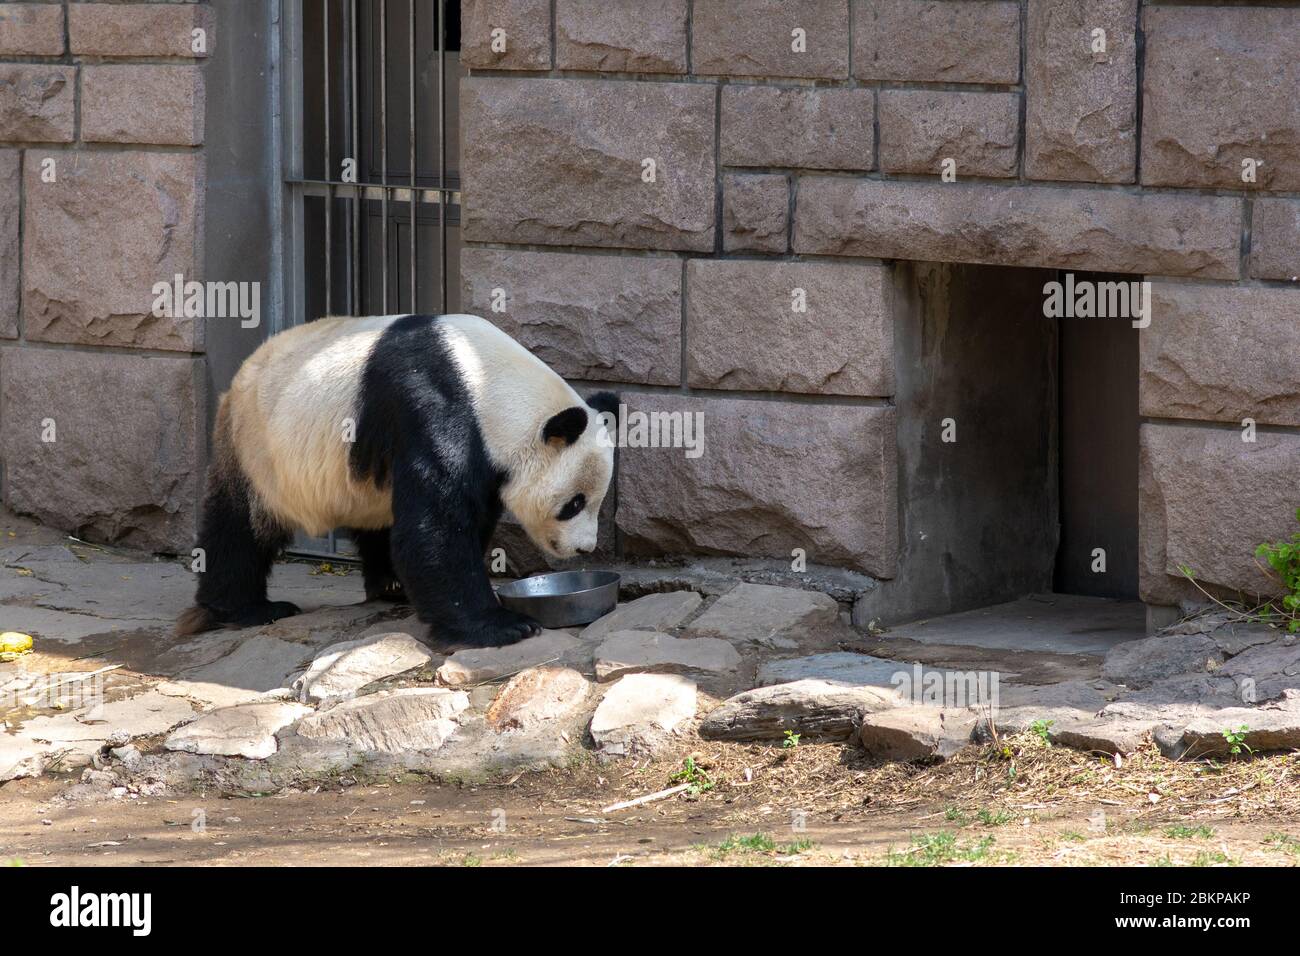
[5,734,1300,867]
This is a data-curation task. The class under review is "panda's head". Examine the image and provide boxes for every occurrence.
[506,391,619,560]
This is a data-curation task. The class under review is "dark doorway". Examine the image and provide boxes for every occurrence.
[1055,273,1141,599]
[858,261,1141,626]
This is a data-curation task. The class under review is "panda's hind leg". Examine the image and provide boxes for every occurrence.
[175,405,300,636]
[353,528,408,603]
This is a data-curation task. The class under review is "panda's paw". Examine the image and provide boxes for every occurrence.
[443,609,542,649]
[365,579,409,603]
[228,600,301,628]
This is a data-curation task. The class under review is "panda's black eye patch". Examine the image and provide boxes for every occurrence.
[557,494,586,521]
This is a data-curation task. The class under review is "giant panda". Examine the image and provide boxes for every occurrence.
[176,313,619,648]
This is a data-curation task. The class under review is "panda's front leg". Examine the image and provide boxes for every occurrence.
[389,478,541,649]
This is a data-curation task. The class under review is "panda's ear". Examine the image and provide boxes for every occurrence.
[585,391,621,420]
[542,406,589,449]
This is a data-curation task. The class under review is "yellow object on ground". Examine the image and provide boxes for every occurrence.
[0,631,33,656]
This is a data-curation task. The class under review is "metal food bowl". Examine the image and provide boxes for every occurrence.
[495,570,620,629]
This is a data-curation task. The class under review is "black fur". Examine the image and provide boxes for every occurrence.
[352,527,406,602]
[177,407,299,636]
[542,406,588,447]
[349,315,540,648]
[585,391,621,420]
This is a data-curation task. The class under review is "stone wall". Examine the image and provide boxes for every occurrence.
[458,0,1300,611]
[0,2,273,553]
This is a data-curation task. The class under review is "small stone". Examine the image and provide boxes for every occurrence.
[1101,633,1223,688]
[110,744,143,770]
[594,630,740,680]
[858,706,976,761]
[722,173,789,254]
[0,65,74,142]
[164,701,312,760]
[1049,718,1152,755]
[485,666,591,732]
[580,591,702,642]
[698,679,897,742]
[436,630,582,687]
[684,583,840,648]
[1160,695,1300,758]
[295,688,470,754]
[80,768,117,789]
[589,673,696,758]
[294,630,435,702]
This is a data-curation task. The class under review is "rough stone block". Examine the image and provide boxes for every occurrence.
[1141,6,1300,189]
[461,77,715,251]
[0,65,74,142]
[1025,0,1137,184]
[617,393,898,577]
[0,3,64,55]
[82,65,204,146]
[68,3,212,57]
[794,178,1241,279]
[1251,199,1300,282]
[685,259,894,397]
[0,150,17,339]
[853,0,1020,84]
[878,89,1019,178]
[461,0,551,70]
[1140,283,1300,426]
[723,173,789,254]
[556,0,687,74]
[0,349,204,553]
[1139,423,1300,604]
[693,0,848,79]
[722,85,874,171]
[461,247,680,386]
[23,151,202,351]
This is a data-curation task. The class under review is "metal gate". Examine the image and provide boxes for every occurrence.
[281,0,462,556]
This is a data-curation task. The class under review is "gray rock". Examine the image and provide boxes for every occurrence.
[685,259,894,398]
[1102,674,1243,722]
[1141,6,1300,190]
[723,173,789,254]
[1102,633,1223,688]
[589,673,696,758]
[164,701,312,760]
[795,177,1241,281]
[158,635,316,708]
[1024,0,1137,184]
[555,0,687,74]
[295,688,469,754]
[1140,425,1300,604]
[852,0,1020,84]
[294,631,434,702]
[1250,198,1300,282]
[991,680,1110,735]
[1141,283,1300,428]
[580,591,703,642]
[879,89,1019,178]
[684,583,841,649]
[0,348,203,553]
[757,652,907,689]
[461,77,715,252]
[698,679,897,742]
[617,394,898,578]
[484,666,592,732]
[593,630,740,680]
[859,706,977,761]
[1050,718,1153,755]
[461,247,682,387]
[436,630,582,687]
[1160,694,1300,758]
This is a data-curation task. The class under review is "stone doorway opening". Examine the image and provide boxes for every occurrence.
[856,261,1146,650]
